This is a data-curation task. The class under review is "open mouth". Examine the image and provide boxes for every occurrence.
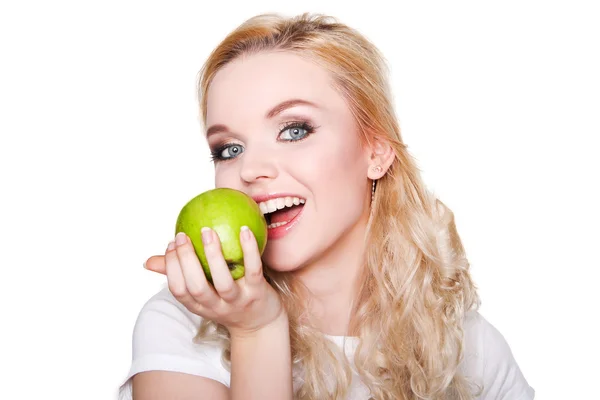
[258,196,305,229]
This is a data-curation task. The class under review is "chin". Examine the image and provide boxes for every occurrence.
[261,235,329,276]
[262,247,303,273]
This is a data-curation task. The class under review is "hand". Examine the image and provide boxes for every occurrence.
[144,227,285,337]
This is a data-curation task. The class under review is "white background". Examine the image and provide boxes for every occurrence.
[1,1,598,399]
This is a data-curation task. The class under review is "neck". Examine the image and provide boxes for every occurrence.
[291,211,370,336]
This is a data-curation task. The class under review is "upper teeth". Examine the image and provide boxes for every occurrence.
[258,197,305,215]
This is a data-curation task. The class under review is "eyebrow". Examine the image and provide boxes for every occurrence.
[206,98,319,137]
[265,98,319,119]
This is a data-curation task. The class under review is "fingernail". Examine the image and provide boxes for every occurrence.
[201,227,212,244]
[175,232,187,246]
[240,226,251,241]
[143,262,147,269]
[167,241,175,251]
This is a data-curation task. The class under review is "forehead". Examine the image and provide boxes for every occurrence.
[205,51,344,125]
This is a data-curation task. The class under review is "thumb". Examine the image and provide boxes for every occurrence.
[144,255,166,275]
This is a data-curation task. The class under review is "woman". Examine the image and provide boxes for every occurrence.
[119,12,534,400]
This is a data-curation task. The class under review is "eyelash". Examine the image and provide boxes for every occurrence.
[209,142,242,163]
[209,120,317,163]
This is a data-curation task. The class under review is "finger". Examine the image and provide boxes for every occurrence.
[174,232,220,307]
[240,226,264,286]
[202,227,240,302]
[144,255,166,275]
[165,240,195,305]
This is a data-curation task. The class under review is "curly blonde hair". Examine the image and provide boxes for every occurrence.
[193,12,482,400]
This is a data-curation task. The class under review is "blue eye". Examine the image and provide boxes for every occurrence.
[210,143,244,162]
[278,121,316,142]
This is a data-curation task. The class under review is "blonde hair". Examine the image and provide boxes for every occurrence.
[194,13,482,399]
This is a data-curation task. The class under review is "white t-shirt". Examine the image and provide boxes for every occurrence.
[118,286,535,399]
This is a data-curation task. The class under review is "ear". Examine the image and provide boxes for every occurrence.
[366,137,395,180]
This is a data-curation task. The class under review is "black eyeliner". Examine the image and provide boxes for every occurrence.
[210,120,318,162]
[278,120,318,142]
[210,142,241,162]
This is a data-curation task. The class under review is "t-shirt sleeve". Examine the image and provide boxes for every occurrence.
[118,286,230,400]
[463,311,535,400]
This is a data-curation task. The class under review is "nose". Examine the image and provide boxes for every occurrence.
[239,146,278,184]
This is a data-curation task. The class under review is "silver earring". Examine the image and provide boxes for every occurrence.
[371,165,382,205]
[371,179,377,203]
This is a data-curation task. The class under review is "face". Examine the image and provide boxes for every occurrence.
[205,51,372,272]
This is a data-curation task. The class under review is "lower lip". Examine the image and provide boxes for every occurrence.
[267,205,305,240]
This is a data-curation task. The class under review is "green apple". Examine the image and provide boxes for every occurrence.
[175,188,268,283]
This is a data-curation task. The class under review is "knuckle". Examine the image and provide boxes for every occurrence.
[188,287,207,300]
[176,246,203,268]
[187,285,201,296]
[215,282,236,297]
[175,244,193,258]
[203,244,221,259]
[246,267,264,281]
[248,273,262,283]
[168,282,187,298]
[247,263,263,276]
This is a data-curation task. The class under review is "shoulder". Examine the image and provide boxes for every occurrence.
[118,285,230,399]
[129,284,205,352]
[461,310,535,399]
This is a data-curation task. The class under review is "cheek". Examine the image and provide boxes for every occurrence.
[311,138,367,188]
[214,164,240,189]
[290,136,368,211]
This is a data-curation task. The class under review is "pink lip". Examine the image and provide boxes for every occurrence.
[267,203,305,240]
